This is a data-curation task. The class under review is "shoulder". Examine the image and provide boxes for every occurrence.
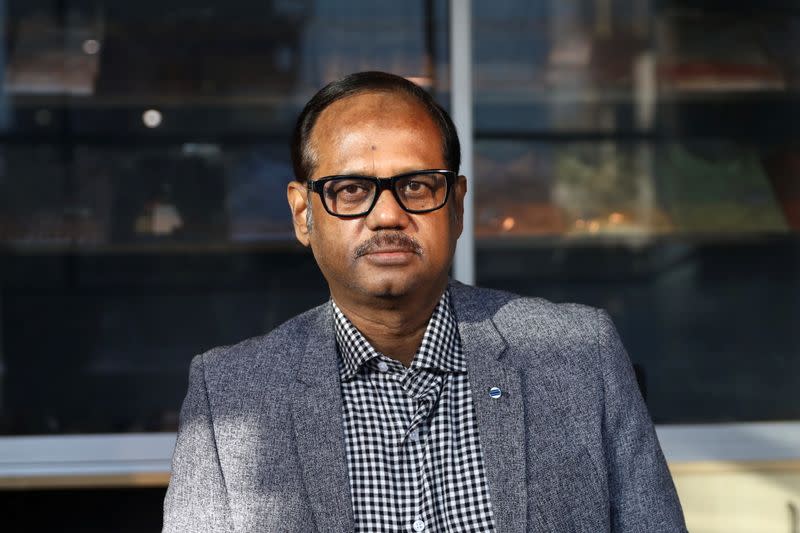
[451,281,611,370]
[192,302,329,388]
[450,281,601,334]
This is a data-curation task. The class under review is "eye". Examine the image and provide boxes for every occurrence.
[341,183,364,195]
[325,179,373,202]
[399,174,439,197]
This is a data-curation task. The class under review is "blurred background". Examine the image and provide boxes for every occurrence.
[0,0,798,531]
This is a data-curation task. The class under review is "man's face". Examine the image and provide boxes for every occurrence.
[287,91,465,305]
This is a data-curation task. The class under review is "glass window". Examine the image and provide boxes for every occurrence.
[473,0,800,423]
[0,0,451,435]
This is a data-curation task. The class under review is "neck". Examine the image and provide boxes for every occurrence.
[332,282,447,368]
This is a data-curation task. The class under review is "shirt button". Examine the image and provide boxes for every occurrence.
[377,361,389,373]
[413,519,426,532]
[409,428,420,442]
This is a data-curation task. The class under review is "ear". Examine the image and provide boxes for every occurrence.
[287,181,311,246]
[451,175,467,237]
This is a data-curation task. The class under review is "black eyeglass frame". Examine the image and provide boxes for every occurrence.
[307,169,457,218]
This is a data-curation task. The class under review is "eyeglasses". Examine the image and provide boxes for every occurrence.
[307,169,456,218]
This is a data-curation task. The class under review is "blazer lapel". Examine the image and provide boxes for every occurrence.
[452,284,530,533]
[290,304,355,533]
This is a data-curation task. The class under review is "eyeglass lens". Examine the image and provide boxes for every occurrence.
[322,172,449,215]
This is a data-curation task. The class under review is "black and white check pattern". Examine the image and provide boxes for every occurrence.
[333,290,496,533]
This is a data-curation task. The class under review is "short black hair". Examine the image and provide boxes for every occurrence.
[290,71,460,182]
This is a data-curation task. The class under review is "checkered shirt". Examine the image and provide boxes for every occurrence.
[332,290,496,533]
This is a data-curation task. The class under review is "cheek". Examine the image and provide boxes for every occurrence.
[420,216,457,254]
[312,218,361,259]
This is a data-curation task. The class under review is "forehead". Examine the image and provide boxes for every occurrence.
[319,90,433,125]
[310,91,441,156]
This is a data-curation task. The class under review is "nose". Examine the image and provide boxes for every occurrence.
[365,188,410,230]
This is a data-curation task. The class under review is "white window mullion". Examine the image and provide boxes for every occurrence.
[449,0,475,285]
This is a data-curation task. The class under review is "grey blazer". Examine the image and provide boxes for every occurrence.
[163,282,687,532]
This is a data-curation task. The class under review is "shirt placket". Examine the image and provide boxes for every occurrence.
[405,400,437,533]
[374,361,424,532]
[411,460,436,533]
[403,370,444,533]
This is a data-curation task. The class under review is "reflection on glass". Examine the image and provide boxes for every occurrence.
[474,142,800,423]
[474,1,800,133]
[473,0,653,133]
[657,10,789,93]
[0,1,451,250]
[472,1,800,424]
[0,1,450,435]
[475,140,798,240]
[142,109,162,128]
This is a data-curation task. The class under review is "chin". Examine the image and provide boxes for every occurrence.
[363,271,448,301]
[364,278,414,299]
[351,269,422,299]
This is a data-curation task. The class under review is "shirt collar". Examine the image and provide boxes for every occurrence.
[332,289,466,381]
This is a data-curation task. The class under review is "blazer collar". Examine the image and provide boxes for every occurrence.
[450,281,530,533]
[291,303,355,532]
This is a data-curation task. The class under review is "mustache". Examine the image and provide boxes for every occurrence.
[354,232,423,258]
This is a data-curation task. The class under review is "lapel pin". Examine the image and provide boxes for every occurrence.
[489,387,502,399]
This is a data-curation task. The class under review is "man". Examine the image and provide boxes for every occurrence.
[163,71,687,532]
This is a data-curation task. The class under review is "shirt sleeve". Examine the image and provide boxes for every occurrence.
[597,309,689,533]
[163,354,233,533]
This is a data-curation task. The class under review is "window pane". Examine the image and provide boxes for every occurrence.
[474,0,653,133]
[0,0,450,435]
[473,0,800,423]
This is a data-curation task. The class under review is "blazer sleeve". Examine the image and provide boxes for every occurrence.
[597,310,688,533]
[163,354,233,533]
